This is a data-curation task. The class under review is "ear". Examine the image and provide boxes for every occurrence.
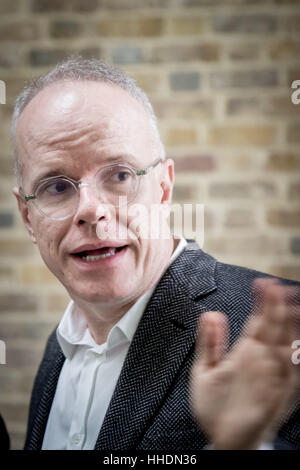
[13,187,37,244]
[159,158,174,205]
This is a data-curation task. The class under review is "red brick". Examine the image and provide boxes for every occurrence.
[266,209,300,227]
[224,209,256,228]
[0,46,25,67]
[0,158,14,177]
[269,41,300,60]
[291,238,300,254]
[96,17,163,37]
[165,128,197,146]
[226,97,260,116]
[153,98,213,120]
[49,20,82,39]
[169,72,200,91]
[263,95,300,116]
[0,294,38,313]
[211,70,278,88]
[0,370,35,397]
[0,320,56,341]
[0,265,15,281]
[265,152,300,171]
[21,264,59,285]
[96,0,178,7]
[213,14,277,33]
[287,124,300,144]
[130,73,163,93]
[227,43,259,61]
[172,184,197,202]
[208,181,277,199]
[0,0,20,14]
[167,17,207,35]
[29,48,101,66]
[288,69,300,85]
[0,239,36,256]
[0,403,28,424]
[274,0,300,5]
[288,182,300,200]
[31,0,98,12]
[207,126,276,146]
[5,346,42,367]
[0,23,39,41]
[281,15,300,33]
[150,43,220,63]
[174,155,216,172]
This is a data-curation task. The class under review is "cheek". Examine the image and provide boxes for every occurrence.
[32,218,66,265]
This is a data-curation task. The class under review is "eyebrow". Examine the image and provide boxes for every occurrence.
[28,154,140,192]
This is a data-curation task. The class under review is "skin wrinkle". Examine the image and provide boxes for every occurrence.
[14,80,174,345]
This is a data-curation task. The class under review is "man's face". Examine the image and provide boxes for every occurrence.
[14,81,174,310]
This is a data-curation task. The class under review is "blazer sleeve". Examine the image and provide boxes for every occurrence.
[0,414,10,450]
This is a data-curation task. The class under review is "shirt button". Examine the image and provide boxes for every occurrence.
[71,433,83,446]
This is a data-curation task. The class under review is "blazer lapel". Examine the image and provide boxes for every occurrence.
[95,244,217,450]
[25,344,65,450]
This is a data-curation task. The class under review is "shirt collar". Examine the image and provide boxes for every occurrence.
[57,237,187,359]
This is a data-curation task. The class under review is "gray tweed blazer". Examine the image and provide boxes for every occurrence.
[24,240,300,450]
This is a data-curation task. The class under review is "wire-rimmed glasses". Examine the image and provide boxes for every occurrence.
[19,159,163,221]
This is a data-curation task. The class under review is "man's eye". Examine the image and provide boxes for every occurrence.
[101,167,133,185]
[114,171,131,182]
[42,180,72,195]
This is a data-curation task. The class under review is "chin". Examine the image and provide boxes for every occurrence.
[68,281,135,306]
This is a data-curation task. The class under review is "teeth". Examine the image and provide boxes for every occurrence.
[82,249,116,261]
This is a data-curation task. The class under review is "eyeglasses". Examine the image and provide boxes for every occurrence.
[19,159,163,221]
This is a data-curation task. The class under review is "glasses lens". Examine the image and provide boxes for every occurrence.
[36,178,78,219]
[96,165,138,206]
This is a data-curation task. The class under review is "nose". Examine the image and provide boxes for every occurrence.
[73,183,109,226]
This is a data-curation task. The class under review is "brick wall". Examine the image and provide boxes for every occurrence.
[0,0,299,449]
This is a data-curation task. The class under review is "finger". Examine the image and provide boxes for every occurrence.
[249,279,293,346]
[195,311,228,368]
[251,277,280,315]
[284,287,300,343]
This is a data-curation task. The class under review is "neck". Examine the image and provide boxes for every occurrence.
[71,236,176,345]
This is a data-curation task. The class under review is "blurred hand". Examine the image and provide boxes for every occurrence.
[190,278,300,450]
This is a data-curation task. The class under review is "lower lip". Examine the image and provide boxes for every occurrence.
[70,246,128,270]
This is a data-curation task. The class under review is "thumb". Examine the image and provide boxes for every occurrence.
[195,311,228,368]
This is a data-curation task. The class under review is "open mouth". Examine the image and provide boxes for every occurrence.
[73,245,127,262]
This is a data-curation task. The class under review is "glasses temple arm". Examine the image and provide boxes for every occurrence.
[135,158,163,176]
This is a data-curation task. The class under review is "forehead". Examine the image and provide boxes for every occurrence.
[17,80,151,141]
[16,81,155,179]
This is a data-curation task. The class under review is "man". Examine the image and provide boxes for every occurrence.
[11,57,299,450]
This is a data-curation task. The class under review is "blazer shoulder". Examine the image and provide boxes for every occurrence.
[169,244,300,303]
[184,239,300,288]
[214,257,300,289]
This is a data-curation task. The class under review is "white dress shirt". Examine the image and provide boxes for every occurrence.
[42,238,187,450]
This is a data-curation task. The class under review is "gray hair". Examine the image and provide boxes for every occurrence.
[11,56,165,185]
